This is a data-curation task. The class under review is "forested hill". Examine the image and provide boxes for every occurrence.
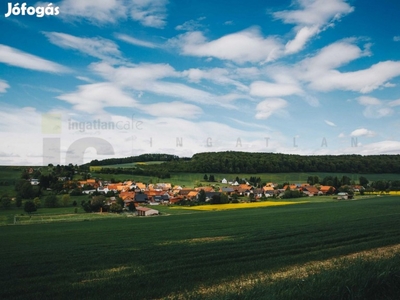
[89,151,400,174]
[88,153,183,166]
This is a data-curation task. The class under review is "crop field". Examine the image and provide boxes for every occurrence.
[1,196,400,299]
[173,201,310,211]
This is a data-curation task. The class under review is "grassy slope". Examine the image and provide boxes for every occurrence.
[1,197,400,299]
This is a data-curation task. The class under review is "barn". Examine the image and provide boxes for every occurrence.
[135,206,159,216]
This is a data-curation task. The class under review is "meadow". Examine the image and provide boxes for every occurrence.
[1,196,400,299]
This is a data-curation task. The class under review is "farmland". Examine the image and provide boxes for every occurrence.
[1,196,400,299]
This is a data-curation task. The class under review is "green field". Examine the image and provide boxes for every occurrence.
[1,196,400,299]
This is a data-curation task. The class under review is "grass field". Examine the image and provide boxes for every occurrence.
[1,196,400,299]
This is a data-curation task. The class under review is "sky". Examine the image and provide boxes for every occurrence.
[1,0,400,166]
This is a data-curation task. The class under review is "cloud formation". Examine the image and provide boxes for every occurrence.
[0,44,69,73]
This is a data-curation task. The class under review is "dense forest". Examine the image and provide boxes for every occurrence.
[88,151,400,174]
[88,153,183,166]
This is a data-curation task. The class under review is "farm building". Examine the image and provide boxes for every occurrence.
[135,206,159,216]
[337,192,349,200]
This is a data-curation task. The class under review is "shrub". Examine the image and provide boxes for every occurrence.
[24,200,37,214]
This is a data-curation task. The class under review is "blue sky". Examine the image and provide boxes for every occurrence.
[1,0,400,165]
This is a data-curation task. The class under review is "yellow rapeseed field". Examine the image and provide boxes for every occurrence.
[173,201,309,211]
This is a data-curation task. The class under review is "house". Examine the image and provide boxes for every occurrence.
[154,194,170,203]
[220,187,235,194]
[302,186,321,196]
[221,178,227,184]
[253,188,264,198]
[135,206,159,216]
[30,179,40,186]
[179,188,194,196]
[134,193,148,204]
[187,191,199,199]
[263,186,274,192]
[337,192,348,200]
[196,186,215,192]
[319,186,335,194]
[97,186,109,194]
[119,191,135,201]
[135,182,146,191]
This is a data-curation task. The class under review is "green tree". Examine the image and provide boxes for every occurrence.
[24,200,37,214]
[220,193,229,204]
[62,194,70,207]
[15,196,22,208]
[1,196,11,209]
[109,203,122,213]
[15,180,35,199]
[198,189,206,202]
[128,202,136,212]
[91,195,106,212]
[44,195,58,208]
[249,193,255,202]
[203,174,208,181]
[359,176,369,187]
[33,197,41,208]
[210,194,221,204]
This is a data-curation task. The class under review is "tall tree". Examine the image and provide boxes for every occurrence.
[24,201,37,214]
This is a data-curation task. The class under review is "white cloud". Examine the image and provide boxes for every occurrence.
[130,0,168,28]
[299,41,365,78]
[353,141,400,155]
[274,0,354,27]
[357,96,381,106]
[43,32,122,63]
[183,68,248,91]
[56,0,128,24]
[172,27,283,64]
[56,0,168,27]
[56,82,138,114]
[0,80,9,93]
[255,98,288,119]
[90,62,246,107]
[115,33,158,48]
[325,120,336,127]
[175,17,206,31]
[284,25,320,54]
[250,81,303,97]
[356,96,394,118]
[394,36,400,42]
[76,76,94,83]
[350,128,376,137]
[274,0,354,54]
[315,61,400,93]
[0,44,69,73]
[298,41,400,93]
[388,99,400,107]
[140,101,203,118]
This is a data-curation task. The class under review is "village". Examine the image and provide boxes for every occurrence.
[58,176,361,216]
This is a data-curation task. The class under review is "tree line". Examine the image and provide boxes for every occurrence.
[139,151,400,174]
[88,153,183,166]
